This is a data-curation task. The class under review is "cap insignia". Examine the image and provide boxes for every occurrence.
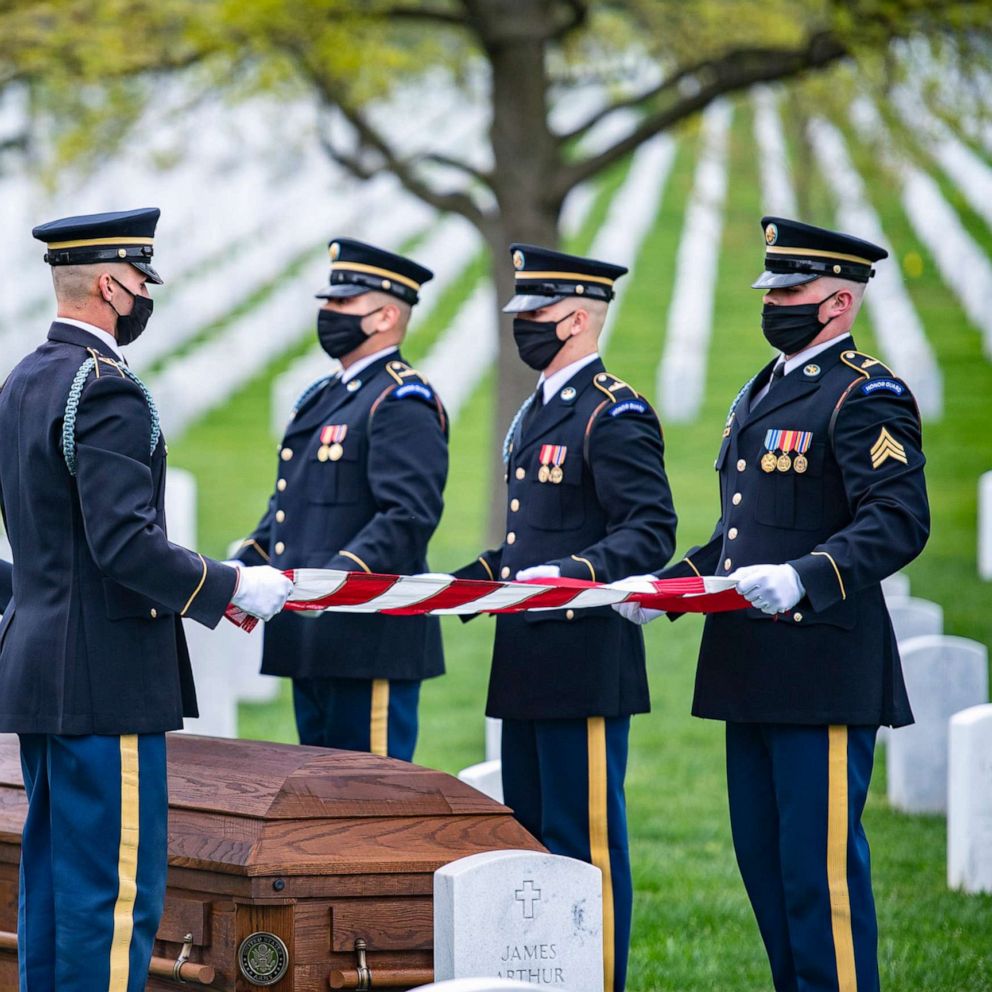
[765,223,778,246]
[512,249,525,270]
[329,242,340,261]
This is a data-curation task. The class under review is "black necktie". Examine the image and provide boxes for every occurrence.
[522,385,544,434]
[768,362,785,392]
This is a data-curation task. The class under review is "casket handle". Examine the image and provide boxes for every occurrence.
[2,930,215,987]
[328,938,434,990]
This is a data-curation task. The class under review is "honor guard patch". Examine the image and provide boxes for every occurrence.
[870,427,907,468]
[609,399,648,418]
[393,382,434,403]
[861,378,905,397]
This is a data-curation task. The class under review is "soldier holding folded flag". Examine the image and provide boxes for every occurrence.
[617,217,930,992]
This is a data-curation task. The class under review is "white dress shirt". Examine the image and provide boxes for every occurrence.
[538,352,601,404]
[56,317,123,360]
[751,333,851,406]
[340,345,398,384]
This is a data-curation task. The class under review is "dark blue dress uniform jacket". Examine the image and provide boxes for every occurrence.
[237,351,448,681]
[456,359,677,720]
[0,322,237,735]
[665,338,928,728]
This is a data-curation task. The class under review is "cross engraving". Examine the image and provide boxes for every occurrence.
[514,879,542,919]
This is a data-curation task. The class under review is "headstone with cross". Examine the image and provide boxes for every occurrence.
[434,850,602,991]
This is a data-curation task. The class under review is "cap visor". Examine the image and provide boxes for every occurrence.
[315,283,369,299]
[751,270,820,290]
[502,294,564,314]
[132,261,163,285]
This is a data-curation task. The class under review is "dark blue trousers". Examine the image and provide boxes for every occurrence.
[502,716,632,992]
[292,676,420,760]
[726,723,879,992]
[17,733,168,992]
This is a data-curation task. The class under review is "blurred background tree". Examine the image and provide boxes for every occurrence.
[1,0,989,535]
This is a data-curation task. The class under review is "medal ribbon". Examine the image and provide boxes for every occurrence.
[320,425,347,444]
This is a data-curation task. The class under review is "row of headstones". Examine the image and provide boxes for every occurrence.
[459,570,992,896]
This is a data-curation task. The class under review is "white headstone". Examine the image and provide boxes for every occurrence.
[165,467,199,549]
[486,718,503,763]
[888,597,943,644]
[979,471,992,581]
[412,981,548,992]
[434,850,603,992]
[881,571,911,601]
[458,760,504,804]
[948,704,992,893]
[888,635,989,813]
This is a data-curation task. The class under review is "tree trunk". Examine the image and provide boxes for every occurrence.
[473,0,564,545]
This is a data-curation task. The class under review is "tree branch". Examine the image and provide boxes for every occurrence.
[381,3,469,28]
[554,31,848,197]
[414,150,494,187]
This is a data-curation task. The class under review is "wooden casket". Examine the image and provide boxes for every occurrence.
[0,734,542,991]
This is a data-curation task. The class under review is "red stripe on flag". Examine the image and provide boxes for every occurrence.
[285,572,399,610]
[381,580,504,615]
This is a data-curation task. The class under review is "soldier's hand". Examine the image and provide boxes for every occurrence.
[730,564,805,615]
[610,575,662,625]
[515,565,561,582]
[230,565,294,622]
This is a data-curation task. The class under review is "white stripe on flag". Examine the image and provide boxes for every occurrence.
[329,575,455,612]
[432,584,549,615]
[289,569,350,603]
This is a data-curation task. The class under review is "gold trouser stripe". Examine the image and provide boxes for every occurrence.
[48,236,155,249]
[477,556,494,581]
[587,717,615,992]
[109,735,140,992]
[811,551,846,600]
[827,726,858,992]
[340,549,372,574]
[682,556,702,578]
[370,680,390,757]
[332,261,421,291]
[765,244,872,266]
[515,269,615,287]
[180,554,208,617]
[571,555,596,581]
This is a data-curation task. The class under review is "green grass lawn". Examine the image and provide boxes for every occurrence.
[171,97,992,991]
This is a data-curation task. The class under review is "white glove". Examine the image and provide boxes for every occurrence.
[230,565,294,622]
[729,564,805,615]
[610,575,662,625]
[515,565,561,582]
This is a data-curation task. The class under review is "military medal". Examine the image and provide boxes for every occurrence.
[792,430,812,473]
[794,454,808,473]
[538,444,567,484]
[776,453,792,472]
[762,430,780,472]
[761,452,777,473]
[776,428,798,471]
[320,425,347,463]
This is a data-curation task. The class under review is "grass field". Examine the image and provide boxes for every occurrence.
[170,97,992,990]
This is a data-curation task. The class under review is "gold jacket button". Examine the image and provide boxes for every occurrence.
[724,558,733,571]
[515,467,526,480]
[149,608,157,619]
[737,458,746,472]
[500,566,511,579]
[507,532,516,545]
[510,498,520,512]
[565,609,575,621]
[275,541,285,554]
[277,478,287,492]
[281,447,293,461]
[793,612,803,622]
[275,510,286,523]
[728,527,738,540]
[732,493,742,505]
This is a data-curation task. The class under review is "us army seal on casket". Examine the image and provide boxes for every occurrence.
[238,931,290,985]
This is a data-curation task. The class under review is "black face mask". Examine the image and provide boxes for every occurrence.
[512,311,576,371]
[317,306,383,359]
[761,291,838,355]
[107,277,153,346]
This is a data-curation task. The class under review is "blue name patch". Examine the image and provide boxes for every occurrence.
[861,379,905,397]
[393,383,433,401]
[609,400,648,418]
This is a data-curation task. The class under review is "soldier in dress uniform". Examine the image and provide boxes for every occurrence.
[617,217,930,992]
[235,238,448,760]
[454,244,677,992]
[0,208,293,992]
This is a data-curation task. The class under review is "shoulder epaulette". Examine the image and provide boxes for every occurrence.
[839,348,894,381]
[372,360,446,431]
[592,371,639,403]
[584,371,656,462]
[292,373,335,417]
[62,351,161,476]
